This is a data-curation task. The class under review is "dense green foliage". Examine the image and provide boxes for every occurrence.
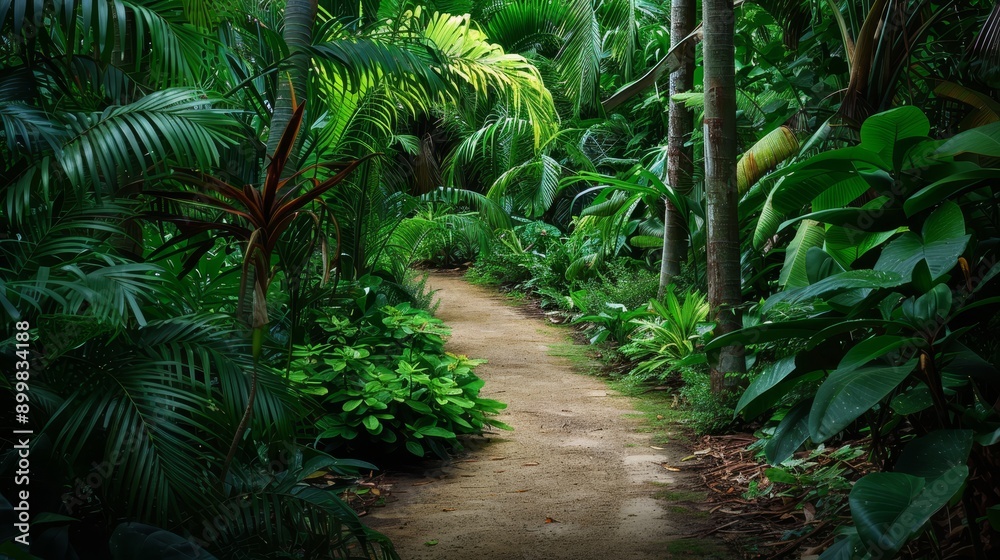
[3,0,1000,558]
[0,0,539,557]
[449,0,1000,558]
[292,300,509,459]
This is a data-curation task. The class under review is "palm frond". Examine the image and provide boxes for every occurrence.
[54,88,239,197]
[422,187,512,230]
[1,0,214,85]
[0,100,66,158]
[43,315,237,521]
[972,1,1000,83]
[188,452,398,559]
[422,11,559,146]
[1,198,165,325]
[600,0,638,79]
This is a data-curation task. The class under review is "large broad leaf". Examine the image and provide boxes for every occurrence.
[836,336,921,375]
[737,126,799,194]
[922,200,969,241]
[806,319,906,349]
[809,360,917,442]
[891,383,933,415]
[875,202,969,282]
[762,269,905,313]
[778,220,825,287]
[764,400,812,465]
[753,148,888,249]
[736,356,797,417]
[894,430,973,479]
[859,106,931,167]
[704,318,847,351]
[825,225,897,269]
[771,164,876,214]
[936,121,1000,157]
[818,529,866,560]
[850,467,968,557]
[779,195,905,233]
[806,246,846,284]
[754,185,786,250]
[904,168,1000,216]
[902,283,953,326]
[874,233,967,282]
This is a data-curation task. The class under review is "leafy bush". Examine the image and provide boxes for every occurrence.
[715,108,1000,557]
[575,258,661,311]
[570,290,651,344]
[466,228,535,286]
[620,288,712,382]
[293,303,509,458]
[678,369,738,434]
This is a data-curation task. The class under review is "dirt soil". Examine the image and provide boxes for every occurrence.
[363,272,732,560]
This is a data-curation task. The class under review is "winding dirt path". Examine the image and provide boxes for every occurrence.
[364,272,728,559]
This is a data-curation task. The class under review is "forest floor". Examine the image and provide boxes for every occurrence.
[363,271,734,560]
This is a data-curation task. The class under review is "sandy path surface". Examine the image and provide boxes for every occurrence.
[364,272,723,559]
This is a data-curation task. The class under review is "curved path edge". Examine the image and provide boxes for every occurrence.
[363,272,730,560]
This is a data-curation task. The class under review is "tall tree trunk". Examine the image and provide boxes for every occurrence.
[658,0,696,299]
[702,0,746,393]
[265,0,317,173]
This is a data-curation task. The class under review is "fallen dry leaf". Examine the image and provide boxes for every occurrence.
[489,456,507,461]
[660,464,681,472]
[442,508,456,512]
[523,462,539,466]
[650,446,665,450]
[803,502,816,523]
[545,517,559,523]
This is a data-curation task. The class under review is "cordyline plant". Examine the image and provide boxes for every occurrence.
[146,100,374,476]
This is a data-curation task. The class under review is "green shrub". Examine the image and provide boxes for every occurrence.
[575,257,659,312]
[401,271,440,313]
[292,303,509,458]
[620,288,712,382]
[678,369,738,435]
[466,229,535,286]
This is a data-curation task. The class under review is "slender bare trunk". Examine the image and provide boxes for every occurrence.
[658,0,696,299]
[703,0,745,393]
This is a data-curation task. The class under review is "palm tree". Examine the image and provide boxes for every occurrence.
[659,0,697,297]
[1,2,398,556]
[702,0,747,392]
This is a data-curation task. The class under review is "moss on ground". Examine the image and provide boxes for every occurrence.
[653,488,709,502]
[547,342,603,376]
